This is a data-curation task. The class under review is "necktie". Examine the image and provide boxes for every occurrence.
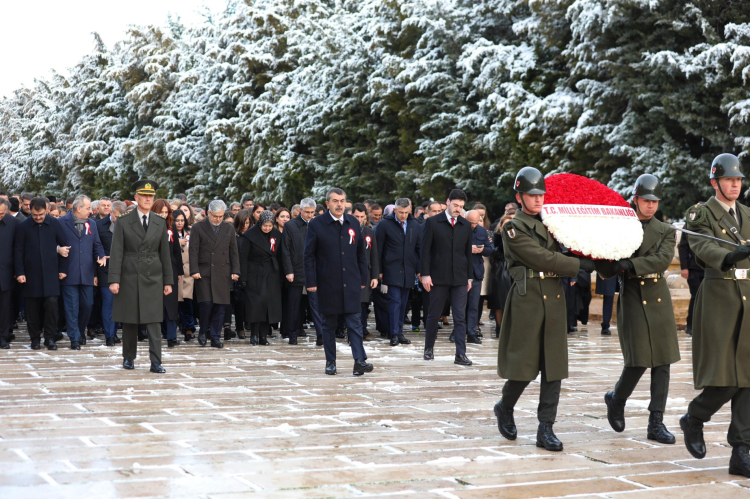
[401,221,406,234]
[451,217,455,227]
[142,215,148,232]
[730,207,737,221]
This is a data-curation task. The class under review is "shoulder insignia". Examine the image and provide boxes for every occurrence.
[506,227,516,239]
[685,204,707,227]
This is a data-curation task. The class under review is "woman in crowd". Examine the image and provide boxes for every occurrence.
[232,210,252,339]
[275,207,291,232]
[174,210,196,342]
[178,203,195,229]
[240,211,282,346]
[152,199,184,347]
[49,204,63,218]
[250,203,266,226]
[488,210,516,337]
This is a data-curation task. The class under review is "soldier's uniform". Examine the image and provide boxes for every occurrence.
[493,167,590,452]
[598,174,680,444]
[108,180,173,373]
[681,154,750,477]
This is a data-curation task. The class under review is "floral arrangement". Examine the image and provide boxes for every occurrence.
[540,173,643,260]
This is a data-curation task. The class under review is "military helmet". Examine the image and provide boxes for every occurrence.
[710,153,744,179]
[632,174,662,201]
[514,167,546,195]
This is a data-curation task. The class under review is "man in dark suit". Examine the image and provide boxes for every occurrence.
[304,188,376,376]
[420,189,474,365]
[59,195,106,349]
[282,198,318,345]
[678,214,704,336]
[96,201,127,346]
[375,198,420,346]
[109,180,173,373]
[465,210,493,343]
[14,198,70,350]
[0,199,19,349]
[352,203,379,338]
[189,200,240,348]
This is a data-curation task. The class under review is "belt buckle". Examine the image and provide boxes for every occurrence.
[735,269,748,280]
[540,272,545,280]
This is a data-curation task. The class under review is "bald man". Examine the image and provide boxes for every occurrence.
[465,210,493,344]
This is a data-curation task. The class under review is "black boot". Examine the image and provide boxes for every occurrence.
[223,327,236,341]
[729,445,750,477]
[494,323,500,338]
[353,358,373,376]
[258,327,269,346]
[647,411,675,444]
[198,330,207,346]
[604,390,626,432]
[250,333,258,346]
[493,400,517,440]
[680,413,706,459]
[536,422,563,451]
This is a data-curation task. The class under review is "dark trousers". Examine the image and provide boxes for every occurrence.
[686,270,704,328]
[372,288,390,334]
[10,281,21,329]
[88,286,102,331]
[251,321,271,342]
[466,278,482,335]
[100,286,116,339]
[689,387,750,446]
[501,338,561,423]
[387,285,411,338]
[230,292,245,331]
[178,299,195,332]
[198,302,225,340]
[122,322,161,364]
[426,284,468,355]
[286,286,304,340]
[321,313,366,363]
[613,364,670,412]
[562,278,577,329]
[25,296,58,342]
[361,302,370,331]
[161,303,177,340]
[601,295,614,329]
[306,291,325,338]
[410,287,423,328]
[60,285,93,343]
[0,289,10,339]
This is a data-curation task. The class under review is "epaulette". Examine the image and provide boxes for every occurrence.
[685,203,708,227]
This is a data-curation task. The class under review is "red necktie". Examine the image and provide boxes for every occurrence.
[451,218,455,227]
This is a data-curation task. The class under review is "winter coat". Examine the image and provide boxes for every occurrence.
[361,225,379,302]
[14,215,69,298]
[420,211,474,286]
[0,215,19,292]
[281,215,308,286]
[163,225,184,321]
[240,225,283,324]
[58,212,105,286]
[375,214,420,288]
[188,218,240,305]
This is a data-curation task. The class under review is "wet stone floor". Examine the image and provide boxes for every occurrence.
[0,315,748,498]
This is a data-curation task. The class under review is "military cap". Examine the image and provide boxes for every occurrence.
[710,153,744,179]
[514,167,546,194]
[132,179,158,195]
[632,174,662,201]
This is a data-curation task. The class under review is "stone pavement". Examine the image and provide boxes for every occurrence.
[0,316,748,498]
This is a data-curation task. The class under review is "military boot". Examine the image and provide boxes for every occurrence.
[647,411,675,444]
[604,390,626,432]
[493,400,517,440]
[729,445,750,477]
[680,413,706,459]
[536,422,563,451]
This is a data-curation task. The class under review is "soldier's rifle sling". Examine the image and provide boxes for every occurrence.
[672,224,744,248]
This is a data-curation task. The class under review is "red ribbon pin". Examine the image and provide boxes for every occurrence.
[168,229,174,242]
[348,228,355,245]
[84,222,91,235]
[365,235,371,249]
[270,237,276,252]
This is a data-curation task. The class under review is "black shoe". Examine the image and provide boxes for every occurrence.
[476,331,483,338]
[604,391,626,433]
[53,333,64,343]
[685,326,693,336]
[335,329,346,339]
[258,338,270,346]
[493,400,517,440]
[31,340,41,350]
[396,334,411,345]
[0,338,8,349]
[647,411,676,444]
[168,339,179,348]
[47,341,58,351]
[437,323,443,330]
[454,354,473,366]
[467,335,482,345]
[325,361,337,375]
[680,413,706,459]
[423,348,434,361]
[567,327,577,333]
[223,327,236,340]
[289,338,298,345]
[601,328,611,335]
[729,445,750,477]
[106,337,116,347]
[251,334,258,346]
[449,332,455,342]
[210,338,224,348]
[87,329,96,339]
[495,324,500,338]
[404,318,412,324]
[113,334,121,344]
[8,332,15,342]
[70,341,81,350]
[390,335,399,346]
[536,422,563,451]
[79,336,87,345]
[198,332,207,346]
[298,331,308,338]
[353,358,373,376]
[123,359,135,370]
[150,362,166,374]
[316,336,324,346]
[137,331,147,341]
[237,331,247,340]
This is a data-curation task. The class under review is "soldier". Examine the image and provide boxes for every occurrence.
[108,180,173,374]
[599,174,680,444]
[493,167,595,451]
[680,153,750,477]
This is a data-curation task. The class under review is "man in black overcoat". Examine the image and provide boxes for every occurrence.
[352,203,380,338]
[420,189,474,365]
[0,199,19,349]
[14,198,70,350]
[304,188,376,376]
